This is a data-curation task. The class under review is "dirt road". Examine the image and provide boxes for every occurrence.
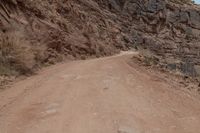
[0,52,200,133]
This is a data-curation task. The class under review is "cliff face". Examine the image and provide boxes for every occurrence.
[114,0,200,77]
[0,0,200,77]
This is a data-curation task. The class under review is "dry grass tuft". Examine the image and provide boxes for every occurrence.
[0,32,35,76]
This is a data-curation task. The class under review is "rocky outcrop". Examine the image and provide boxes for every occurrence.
[0,0,200,78]
[116,0,200,77]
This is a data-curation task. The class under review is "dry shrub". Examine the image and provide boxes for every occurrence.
[138,48,159,66]
[0,32,35,76]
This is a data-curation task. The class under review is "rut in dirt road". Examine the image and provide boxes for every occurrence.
[0,52,200,133]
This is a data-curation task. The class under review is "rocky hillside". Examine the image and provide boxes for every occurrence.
[0,0,200,78]
[119,0,200,78]
[0,0,130,77]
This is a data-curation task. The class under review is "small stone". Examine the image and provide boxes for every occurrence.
[118,126,139,133]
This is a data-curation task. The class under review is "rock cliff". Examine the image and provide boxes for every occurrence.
[117,0,200,77]
[0,0,200,77]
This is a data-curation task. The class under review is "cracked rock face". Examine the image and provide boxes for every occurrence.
[115,0,200,77]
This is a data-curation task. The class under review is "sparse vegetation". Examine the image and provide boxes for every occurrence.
[137,48,159,66]
[0,32,35,76]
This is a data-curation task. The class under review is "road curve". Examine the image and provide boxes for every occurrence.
[0,51,200,133]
